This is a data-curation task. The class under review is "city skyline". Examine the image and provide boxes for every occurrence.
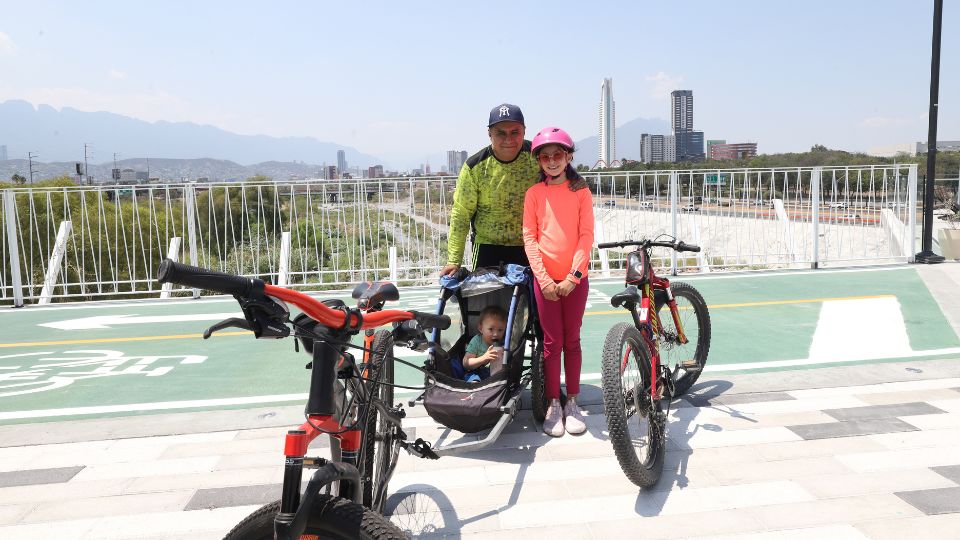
[0,1,957,170]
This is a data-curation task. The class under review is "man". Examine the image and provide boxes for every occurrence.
[440,103,541,276]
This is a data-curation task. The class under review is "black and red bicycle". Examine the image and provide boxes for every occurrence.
[157,259,448,539]
[596,236,712,488]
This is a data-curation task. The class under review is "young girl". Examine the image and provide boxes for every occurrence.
[522,127,594,437]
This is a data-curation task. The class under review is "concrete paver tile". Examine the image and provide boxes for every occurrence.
[0,465,83,488]
[587,508,765,539]
[753,435,889,461]
[82,505,261,539]
[453,525,594,540]
[160,437,283,459]
[793,468,956,498]
[0,503,34,526]
[931,464,960,484]
[898,412,960,431]
[822,402,946,421]
[705,455,853,485]
[22,490,195,523]
[853,513,960,540]
[894,486,960,515]
[868,425,960,449]
[786,418,917,440]
[124,466,276,493]
[0,517,98,539]
[788,378,960,399]
[73,456,220,481]
[0,478,133,506]
[835,445,960,472]
[694,523,870,540]
[743,493,923,531]
[854,388,960,405]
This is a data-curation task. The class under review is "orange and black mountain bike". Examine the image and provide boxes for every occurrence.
[596,237,712,488]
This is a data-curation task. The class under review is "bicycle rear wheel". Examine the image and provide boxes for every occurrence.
[223,496,406,539]
[362,330,396,512]
[657,282,711,397]
[600,322,666,488]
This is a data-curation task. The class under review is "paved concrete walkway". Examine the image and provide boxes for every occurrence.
[0,263,959,539]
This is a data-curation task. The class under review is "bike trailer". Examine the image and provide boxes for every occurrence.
[410,265,541,454]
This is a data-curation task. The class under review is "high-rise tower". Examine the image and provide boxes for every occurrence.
[337,150,347,176]
[597,78,616,168]
[671,90,694,133]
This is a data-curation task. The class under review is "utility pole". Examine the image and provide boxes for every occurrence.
[27,152,37,184]
[83,143,91,186]
[916,0,945,264]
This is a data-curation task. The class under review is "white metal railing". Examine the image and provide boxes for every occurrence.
[1,165,918,305]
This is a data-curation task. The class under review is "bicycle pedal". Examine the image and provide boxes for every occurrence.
[679,359,702,373]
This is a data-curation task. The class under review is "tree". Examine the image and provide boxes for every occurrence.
[10,173,26,185]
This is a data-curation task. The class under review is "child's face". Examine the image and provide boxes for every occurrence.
[537,144,571,178]
[478,316,505,345]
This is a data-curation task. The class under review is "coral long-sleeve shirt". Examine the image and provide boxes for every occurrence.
[522,181,595,290]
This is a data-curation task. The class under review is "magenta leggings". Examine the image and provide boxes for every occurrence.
[533,277,589,400]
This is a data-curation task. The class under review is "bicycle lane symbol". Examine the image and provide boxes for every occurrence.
[0,349,207,398]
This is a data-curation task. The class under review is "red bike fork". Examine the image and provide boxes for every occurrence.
[281,417,362,513]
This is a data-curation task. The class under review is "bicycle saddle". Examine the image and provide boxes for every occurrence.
[610,285,641,308]
[351,281,400,310]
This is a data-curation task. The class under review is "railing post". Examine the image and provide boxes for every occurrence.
[810,167,821,269]
[389,246,397,282]
[2,190,24,307]
[595,218,611,278]
[670,171,678,275]
[160,236,181,299]
[184,185,199,298]
[277,231,291,286]
[907,164,918,263]
[38,220,73,305]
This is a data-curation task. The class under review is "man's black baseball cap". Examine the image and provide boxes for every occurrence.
[488,103,525,127]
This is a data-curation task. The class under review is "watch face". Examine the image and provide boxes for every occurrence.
[572,270,583,279]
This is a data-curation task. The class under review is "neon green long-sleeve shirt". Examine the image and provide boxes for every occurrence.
[446,142,540,266]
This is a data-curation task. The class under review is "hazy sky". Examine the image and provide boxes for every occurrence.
[1,1,957,169]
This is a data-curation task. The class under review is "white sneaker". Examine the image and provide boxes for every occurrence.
[543,399,564,437]
[563,398,587,435]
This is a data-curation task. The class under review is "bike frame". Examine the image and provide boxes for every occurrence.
[624,263,689,399]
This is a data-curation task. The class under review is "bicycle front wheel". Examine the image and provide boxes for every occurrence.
[363,330,396,513]
[222,496,407,540]
[657,282,711,397]
[601,322,666,488]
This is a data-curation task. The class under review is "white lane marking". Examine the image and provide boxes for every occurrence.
[0,393,308,421]
[808,297,912,362]
[40,313,243,330]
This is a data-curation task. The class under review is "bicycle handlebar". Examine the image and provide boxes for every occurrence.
[157,259,451,332]
[597,239,701,253]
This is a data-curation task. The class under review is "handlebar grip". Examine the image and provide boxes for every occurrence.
[410,311,451,331]
[677,242,701,253]
[597,241,618,249]
[157,258,259,297]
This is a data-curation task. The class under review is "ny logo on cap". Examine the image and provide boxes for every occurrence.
[499,106,510,118]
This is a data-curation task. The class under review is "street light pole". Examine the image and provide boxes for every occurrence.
[28,152,37,184]
[916,0,945,264]
[83,143,91,186]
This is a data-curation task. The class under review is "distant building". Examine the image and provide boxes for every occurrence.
[706,140,726,159]
[0,145,7,161]
[324,165,338,180]
[447,150,468,175]
[671,90,694,133]
[676,130,705,162]
[640,133,666,164]
[597,78,616,167]
[709,142,758,161]
[337,150,347,175]
[916,140,960,154]
[664,134,677,163]
[367,165,384,178]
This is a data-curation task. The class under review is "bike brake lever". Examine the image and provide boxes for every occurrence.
[203,317,253,339]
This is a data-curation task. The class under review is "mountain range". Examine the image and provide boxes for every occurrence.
[0,99,670,181]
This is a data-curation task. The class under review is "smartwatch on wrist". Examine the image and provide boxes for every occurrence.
[570,269,583,279]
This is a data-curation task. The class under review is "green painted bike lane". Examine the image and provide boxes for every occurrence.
[1,267,957,424]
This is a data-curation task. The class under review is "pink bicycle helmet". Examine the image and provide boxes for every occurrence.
[531,126,575,155]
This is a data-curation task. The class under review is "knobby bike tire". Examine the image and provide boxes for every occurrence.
[222,496,407,540]
[656,282,711,397]
[600,321,666,488]
[530,340,548,422]
[362,330,396,512]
